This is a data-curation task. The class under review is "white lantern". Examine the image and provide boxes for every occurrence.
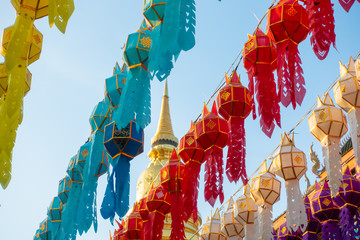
[308,93,348,196]
[270,133,307,232]
[355,58,360,81]
[200,209,226,240]
[221,197,245,239]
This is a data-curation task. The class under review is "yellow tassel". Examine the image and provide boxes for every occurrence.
[48,0,56,28]
[55,0,75,34]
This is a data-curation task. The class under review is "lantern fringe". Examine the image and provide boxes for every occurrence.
[338,0,356,12]
[255,69,281,138]
[303,232,319,240]
[322,220,341,239]
[348,109,360,167]
[100,168,116,223]
[321,136,343,196]
[226,117,248,184]
[204,147,224,207]
[142,217,152,240]
[306,0,336,60]
[183,161,201,222]
[339,205,360,240]
[48,0,75,34]
[170,192,186,240]
[285,180,308,232]
[149,212,166,240]
[258,202,274,240]
[178,0,196,51]
[245,223,256,240]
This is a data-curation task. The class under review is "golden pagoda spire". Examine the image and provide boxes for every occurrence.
[151,79,178,147]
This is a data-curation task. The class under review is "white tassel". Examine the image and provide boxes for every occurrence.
[285,179,308,232]
[258,203,273,240]
[321,136,343,196]
[348,109,360,166]
[245,223,256,240]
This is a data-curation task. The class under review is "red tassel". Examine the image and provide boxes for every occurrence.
[170,192,185,240]
[306,0,336,60]
[148,212,165,240]
[247,65,257,120]
[338,0,355,12]
[183,161,201,222]
[141,218,152,240]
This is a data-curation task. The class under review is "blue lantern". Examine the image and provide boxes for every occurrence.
[66,155,83,184]
[47,196,63,222]
[58,176,72,205]
[103,121,144,160]
[104,63,128,108]
[95,150,109,177]
[123,31,151,70]
[143,0,166,27]
[75,141,91,176]
[38,217,51,240]
[34,229,41,240]
[89,101,112,132]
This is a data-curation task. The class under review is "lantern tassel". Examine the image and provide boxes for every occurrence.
[142,217,152,240]
[321,220,341,239]
[285,180,308,232]
[115,156,131,218]
[178,0,196,51]
[348,109,360,166]
[321,136,343,196]
[258,202,274,240]
[246,65,257,120]
[339,205,360,239]
[338,0,356,12]
[226,117,248,184]
[306,0,336,60]
[183,161,201,222]
[100,168,116,223]
[245,223,256,240]
[170,192,185,240]
[149,212,166,240]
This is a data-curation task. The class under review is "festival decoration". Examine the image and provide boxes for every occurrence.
[221,197,245,239]
[199,209,226,240]
[270,133,307,232]
[11,0,49,19]
[267,0,309,109]
[308,93,348,196]
[104,63,128,108]
[123,203,143,239]
[160,149,185,240]
[234,184,256,240]
[217,70,253,184]
[48,0,75,33]
[338,0,358,12]
[333,167,360,239]
[302,195,320,240]
[38,217,52,240]
[146,185,171,240]
[277,222,302,239]
[243,28,280,137]
[306,0,336,60]
[355,58,360,80]
[138,197,151,240]
[310,180,341,239]
[178,121,205,222]
[47,196,63,239]
[250,162,281,240]
[333,57,360,166]
[58,175,72,204]
[194,102,229,207]
[143,0,166,28]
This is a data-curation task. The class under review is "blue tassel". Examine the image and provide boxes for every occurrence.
[100,168,116,223]
[115,156,130,217]
[178,0,196,51]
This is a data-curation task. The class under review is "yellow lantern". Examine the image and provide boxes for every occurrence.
[200,209,226,240]
[270,133,307,232]
[234,184,256,240]
[308,93,348,196]
[0,63,32,98]
[221,197,245,239]
[250,162,281,240]
[1,24,43,66]
[355,58,360,80]
[11,0,48,20]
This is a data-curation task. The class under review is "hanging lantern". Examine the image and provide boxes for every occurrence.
[58,175,72,205]
[250,162,281,240]
[123,31,151,71]
[221,197,245,239]
[89,101,112,133]
[234,184,256,240]
[178,121,205,222]
[267,0,309,109]
[0,63,32,98]
[123,204,143,240]
[338,0,358,12]
[34,229,41,240]
[273,229,278,240]
[217,70,253,184]
[333,167,360,239]
[308,93,348,196]
[11,0,48,19]
[302,195,320,240]
[194,102,229,207]
[137,196,151,239]
[333,57,360,166]
[355,58,360,80]
[75,141,91,178]
[104,62,128,108]
[38,217,52,240]
[277,222,302,240]
[47,196,63,238]
[113,219,127,240]
[310,180,341,239]
[270,133,307,232]
[243,28,281,137]
[199,209,226,240]
[143,0,166,28]
[146,185,171,240]
[66,154,83,184]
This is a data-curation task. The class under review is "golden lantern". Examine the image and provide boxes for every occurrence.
[1,24,43,66]
[333,57,360,166]
[308,93,348,196]
[270,133,307,232]
[11,0,48,19]
[234,184,256,240]
[200,209,226,240]
[250,162,281,240]
[221,197,245,239]
[0,63,32,99]
[355,58,360,80]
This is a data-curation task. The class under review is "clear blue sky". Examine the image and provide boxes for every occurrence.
[0,1,359,239]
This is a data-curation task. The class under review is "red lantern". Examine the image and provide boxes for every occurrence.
[243,29,281,138]
[338,0,357,12]
[217,70,253,184]
[146,185,171,240]
[267,0,309,109]
[160,149,186,240]
[123,204,143,240]
[194,102,229,207]
[178,121,205,222]
[137,197,150,240]
[113,219,128,240]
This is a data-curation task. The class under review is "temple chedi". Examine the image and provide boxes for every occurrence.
[136,79,201,239]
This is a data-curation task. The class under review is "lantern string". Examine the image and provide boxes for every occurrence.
[188,50,360,240]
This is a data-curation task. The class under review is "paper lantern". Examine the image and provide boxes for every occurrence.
[1,23,43,65]
[11,0,48,19]
[270,133,307,232]
[277,222,302,240]
[58,175,72,205]
[123,31,151,70]
[308,93,348,196]
[0,63,32,98]
[355,58,360,80]
[302,195,320,240]
[310,181,341,239]
[338,0,358,12]
[47,196,63,222]
[217,70,253,184]
[195,102,229,207]
[200,209,226,240]
[243,28,280,137]
[143,0,166,28]
[267,0,309,109]
[113,219,127,240]
[38,217,51,240]
[89,100,112,133]
[334,57,360,166]
[178,121,205,222]
[234,184,256,240]
[104,63,128,108]
[251,162,281,240]
[95,150,109,177]
[123,204,143,239]
[104,120,144,160]
[34,229,41,240]
[66,154,83,184]
[75,141,91,177]
[221,197,245,239]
